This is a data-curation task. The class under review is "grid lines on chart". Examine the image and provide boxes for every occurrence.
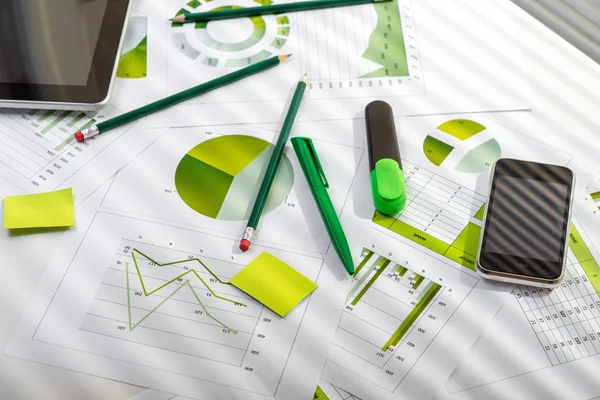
[373,160,486,271]
[514,225,600,366]
[334,249,447,387]
[81,239,264,367]
[299,0,423,97]
[0,109,105,182]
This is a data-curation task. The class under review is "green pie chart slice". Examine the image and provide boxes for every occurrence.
[175,135,294,221]
[437,119,486,141]
[423,135,454,166]
[117,37,147,78]
[456,139,501,173]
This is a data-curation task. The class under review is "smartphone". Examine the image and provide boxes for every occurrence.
[477,158,575,287]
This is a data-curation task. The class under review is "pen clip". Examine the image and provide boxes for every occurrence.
[304,138,329,188]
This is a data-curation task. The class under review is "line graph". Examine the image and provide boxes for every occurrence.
[32,212,327,396]
[129,247,247,306]
[82,239,265,365]
[125,263,239,333]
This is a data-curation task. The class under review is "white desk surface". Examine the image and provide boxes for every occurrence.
[2,2,600,399]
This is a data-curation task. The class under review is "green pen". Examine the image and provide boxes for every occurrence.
[291,137,355,276]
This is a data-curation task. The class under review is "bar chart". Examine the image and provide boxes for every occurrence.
[342,249,444,355]
[0,106,121,192]
[326,244,468,391]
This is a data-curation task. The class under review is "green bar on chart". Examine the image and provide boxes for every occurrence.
[474,205,485,220]
[412,274,424,289]
[569,224,600,293]
[351,259,391,306]
[396,265,407,276]
[355,249,374,276]
[55,136,76,151]
[67,112,87,128]
[382,283,442,351]
[346,255,381,303]
[77,119,96,133]
[443,222,481,271]
[28,110,38,117]
[41,111,71,134]
[37,110,55,123]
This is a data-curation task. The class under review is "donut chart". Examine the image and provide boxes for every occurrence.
[423,119,501,173]
[171,0,290,68]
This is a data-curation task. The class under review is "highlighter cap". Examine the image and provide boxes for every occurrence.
[365,101,406,215]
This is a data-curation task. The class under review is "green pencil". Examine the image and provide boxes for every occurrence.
[74,54,290,142]
[170,0,390,23]
[239,75,308,252]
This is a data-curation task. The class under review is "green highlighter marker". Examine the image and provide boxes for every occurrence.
[365,101,406,215]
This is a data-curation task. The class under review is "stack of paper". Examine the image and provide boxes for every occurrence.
[2,0,600,399]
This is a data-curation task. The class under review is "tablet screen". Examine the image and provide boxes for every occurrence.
[0,0,109,86]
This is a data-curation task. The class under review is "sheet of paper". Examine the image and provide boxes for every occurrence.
[0,107,167,203]
[230,252,318,317]
[317,380,363,400]
[115,0,531,128]
[3,120,357,399]
[3,188,74,229]
[99,124,362,255]
[587,170,600,210]
[4,112,581,400]
[246,114,574,400]
[444,180,600,400]
[129,389,177,400]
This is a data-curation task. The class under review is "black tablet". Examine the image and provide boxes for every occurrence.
[0,0,132,110]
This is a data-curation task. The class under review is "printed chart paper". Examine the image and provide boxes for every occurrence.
[295,115,575,400]
[124,0,531,127]
[0,107,166,203]
[4,191,348,400]
[4,113,577,400]
[317,380,363,400]
[100,125,363,255]
[587,170,600,210]
[3,121,361,400]
[445,187,600,400]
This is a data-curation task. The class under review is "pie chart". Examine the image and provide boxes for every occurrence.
[423,119,501,173]
[171,0,290,67]
[117,16,147,79]
[174,135,294,221]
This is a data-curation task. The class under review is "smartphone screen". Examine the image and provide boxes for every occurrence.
[479,159,573,282]
[484,176,569,262]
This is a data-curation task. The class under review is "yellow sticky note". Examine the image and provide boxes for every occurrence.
[230,252,318,317]
[3,188,75,229]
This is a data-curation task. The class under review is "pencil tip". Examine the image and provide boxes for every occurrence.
[168,18,173,21]
[301,75,308,83]
[278,54,292,62]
